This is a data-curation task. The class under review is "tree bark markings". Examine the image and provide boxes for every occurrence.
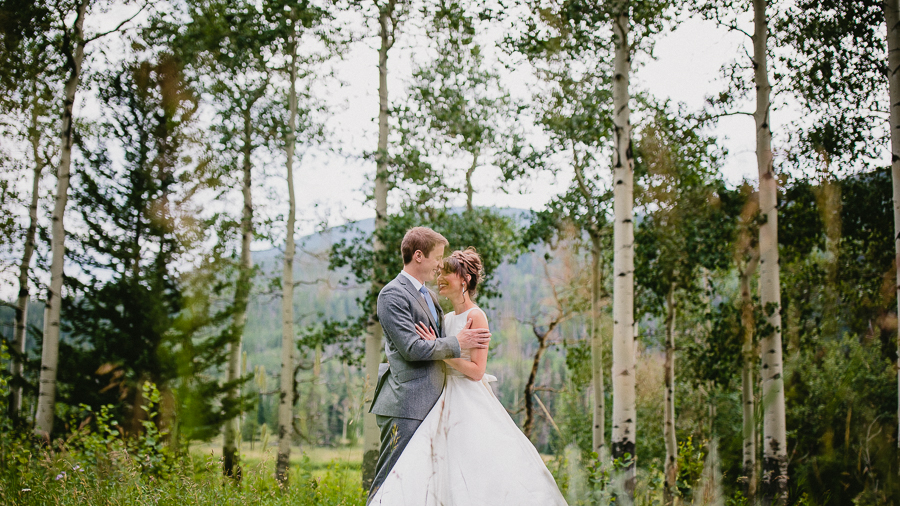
[611,2,636,500]
[753,0,788,502]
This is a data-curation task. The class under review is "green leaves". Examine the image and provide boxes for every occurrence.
[774,0,886,170]
[634,103,730,311]
[393,0,529,208]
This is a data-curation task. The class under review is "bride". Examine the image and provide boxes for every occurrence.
[368,248,568,505]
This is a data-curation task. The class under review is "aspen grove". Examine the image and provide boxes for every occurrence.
[1,1,899,505]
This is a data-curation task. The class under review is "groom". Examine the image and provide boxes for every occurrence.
[367,227,491,500]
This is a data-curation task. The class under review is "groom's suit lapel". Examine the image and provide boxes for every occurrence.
[398,274,438,329]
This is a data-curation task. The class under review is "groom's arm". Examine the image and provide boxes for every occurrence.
[378,288,461,362]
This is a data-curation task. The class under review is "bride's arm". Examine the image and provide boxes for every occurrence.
[443,310,489,381]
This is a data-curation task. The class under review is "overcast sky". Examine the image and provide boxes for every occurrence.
[283,12,785,238]
[4,4,881,301]
[72,5,815,241]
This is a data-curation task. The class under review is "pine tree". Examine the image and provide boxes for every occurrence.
[60,56,234,439]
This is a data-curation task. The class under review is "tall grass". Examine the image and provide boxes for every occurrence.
[1,449,365,505]
[0,382,365,505]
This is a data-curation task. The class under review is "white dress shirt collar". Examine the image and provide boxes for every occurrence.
[400,269,425,293]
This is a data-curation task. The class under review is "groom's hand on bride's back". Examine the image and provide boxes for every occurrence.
[456,318,491,350]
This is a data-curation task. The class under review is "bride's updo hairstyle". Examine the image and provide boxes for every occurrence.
[443,247,485,297]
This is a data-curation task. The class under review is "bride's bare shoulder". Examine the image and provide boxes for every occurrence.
[469,307,489,328]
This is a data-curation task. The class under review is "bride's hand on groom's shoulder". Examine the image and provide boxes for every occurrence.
[414,322,437,341]
[456,318,491,350]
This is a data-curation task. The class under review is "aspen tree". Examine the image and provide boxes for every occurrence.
[33,0,87,438]
[883,0,900,452]
[610,0,637,499]
[12,69,50,420]
[395,3,524,212]
[753,0,788,502]
[363,0,403,488]
[526,47,613,461]
[515,1,671,477]
[740,249,759,502]
[275,7,300,484]
[35,0,145,437]
[663,284,677,504]
[634,108,726,505]
[734,187,760,501]
[223,102,259,481]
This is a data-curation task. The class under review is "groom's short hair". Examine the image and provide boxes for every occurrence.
[401,227,449,264]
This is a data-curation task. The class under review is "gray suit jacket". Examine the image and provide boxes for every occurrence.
[369,273,461,420]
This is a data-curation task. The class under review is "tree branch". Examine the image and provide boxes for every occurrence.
[698,110,754,122]
[86,1,152,43]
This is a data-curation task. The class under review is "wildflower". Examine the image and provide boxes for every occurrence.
[21,488,31,492]
[73,464,83,472]
[56,471,66,480]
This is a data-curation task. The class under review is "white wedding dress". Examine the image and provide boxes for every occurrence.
[369,308,568,506]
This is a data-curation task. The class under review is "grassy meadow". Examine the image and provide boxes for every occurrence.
[1,436,367,505]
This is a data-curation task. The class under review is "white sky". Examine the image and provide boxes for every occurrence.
[72,5,804,234]
[292,14,758,237]
[3,5,880,299]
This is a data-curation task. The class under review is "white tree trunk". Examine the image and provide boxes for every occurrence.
[883,0,900,454]
[12,85,44,420]
[663,285,677,505]
[741,253,760,502]
[590,238,606,455]
[34,0,87,438]
[573,162,605,456]
[363,0,396,489]
[276,32,299,486]
[610,2,636,501]
[753,0,787,502]
[223,108,255,479]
